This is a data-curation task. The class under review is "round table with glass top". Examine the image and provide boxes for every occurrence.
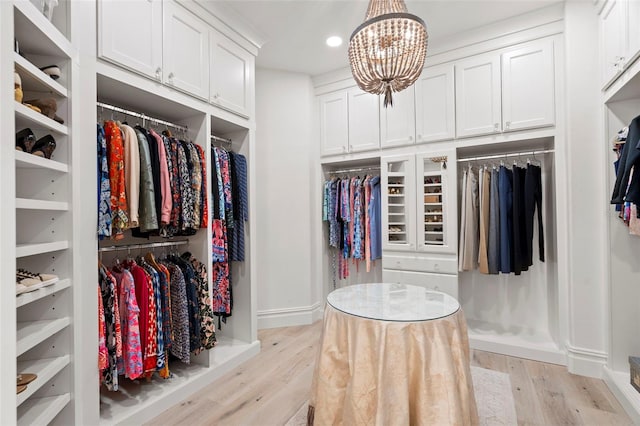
[308,283,478,426]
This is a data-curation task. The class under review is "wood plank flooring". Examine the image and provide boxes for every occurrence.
[148,322,632,425]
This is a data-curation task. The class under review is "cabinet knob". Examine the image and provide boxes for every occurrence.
[155,67,161,80]
[168,72,175,82]
[342,146,347,153]
[494,123,500,132]
[417,134,422,140]
[505,121,511,129]
[434,263,440,271]
[409,135,413,141]
[213,93,220,100]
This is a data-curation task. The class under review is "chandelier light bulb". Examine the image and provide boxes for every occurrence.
[326,36,343,47]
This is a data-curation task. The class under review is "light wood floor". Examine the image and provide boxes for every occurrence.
[148,321,632,425]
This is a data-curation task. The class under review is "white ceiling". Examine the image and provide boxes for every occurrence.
[214,0,561,76]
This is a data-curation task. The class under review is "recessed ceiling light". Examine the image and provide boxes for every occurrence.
[326,36,343,47]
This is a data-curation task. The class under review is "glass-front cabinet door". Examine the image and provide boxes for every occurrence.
[381,155,416,251]
[416,150,457,254]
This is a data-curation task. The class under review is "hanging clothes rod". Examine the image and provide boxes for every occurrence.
[210,135,233,145]
[457,149,555,162]
[97,101,189,132]
[98,239,189,253]
[329,166,381,174]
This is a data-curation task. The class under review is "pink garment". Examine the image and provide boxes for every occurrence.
[150,129,172,225]
[98,286,108,372]
[113,269,143,380]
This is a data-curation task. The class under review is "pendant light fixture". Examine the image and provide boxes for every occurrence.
[348,0,428,107]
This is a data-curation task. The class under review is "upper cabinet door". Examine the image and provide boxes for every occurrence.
[501,39,555,132]
[348,88,380,153]
[380,86,416,148]
[601,0,626,87]
[210,30,254,118]
[415,64,455,143]
[626,0,640,67]
[455,54,502,138]
[163,3,209,99]
[319,91,349,157]
[98,0,163,80]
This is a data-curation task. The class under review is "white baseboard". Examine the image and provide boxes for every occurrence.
[258,302,324,329]
[604,366,640,424]
[566,343,608,378]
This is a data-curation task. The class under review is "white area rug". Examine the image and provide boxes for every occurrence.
[285,366,517,425]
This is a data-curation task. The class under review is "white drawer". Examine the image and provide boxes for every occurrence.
[382,254,457,274]
[382,269,458,299]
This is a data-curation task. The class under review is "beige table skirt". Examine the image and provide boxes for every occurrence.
[308,304,479,426]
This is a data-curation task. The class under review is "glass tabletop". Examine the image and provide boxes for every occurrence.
[327,283,460,322]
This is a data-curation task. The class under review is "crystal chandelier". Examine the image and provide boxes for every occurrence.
[348,0,428,107]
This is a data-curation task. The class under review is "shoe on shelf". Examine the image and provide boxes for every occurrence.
[15,128,36,153]
[16,269,58,286]
[17,373,37,386]
[14,71,23,103]
[17,385,27,394]
[31,134,56,159]
[39,65,60,80]
[23,98,64,124]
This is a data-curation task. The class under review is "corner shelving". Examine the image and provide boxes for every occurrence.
[17,355,70,406]
[16,198,69,211]
[16,241,69,258]
[17,394,71,426]
[13,0,72,58]
[16,279,71,308]
[14,52,67,97]
[15,151,68,172]
[15,102,68,135]
[16,318,70,356]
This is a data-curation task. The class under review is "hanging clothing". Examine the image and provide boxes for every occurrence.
[369,176,382,261]
[487,168,500,275]
[134,128,159,233]
[498,166,514,274]
[97,124,112,239]
[461,167,479,271]
[478,168,490,274]
[458,169,467,272]
[121,124,140,228]
[104,121,128,239]
[524,163,545,263]
[512,165,529,275]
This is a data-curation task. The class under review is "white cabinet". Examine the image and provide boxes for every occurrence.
[319,91,349,156]
[415,151,457,254]
[320,88,381,156]
[455,40,555,137]
[626,0,640,66]
[98,0,163,81]
[210,29,254,117]
[163,2,209,99]
[380,86,416,148]
[455,54,502,137]
[502,39,555,131]
[347,88,380,153]
[381,155,416,251]
[415,64,455,143]
[382,151,456,254]
[601,0,626,87]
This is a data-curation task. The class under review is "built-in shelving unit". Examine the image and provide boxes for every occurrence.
[7,1,76,424]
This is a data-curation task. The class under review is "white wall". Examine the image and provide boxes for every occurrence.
[563,1,608,377]
[255,69,320,329]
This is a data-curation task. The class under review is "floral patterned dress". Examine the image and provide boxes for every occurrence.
[104,121,128,239]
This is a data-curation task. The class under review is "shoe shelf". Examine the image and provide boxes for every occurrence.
[17,355,70,407]
[15,151,68,173]
[16,241,69,258]
[16,198,69,211]
[423,202,443,206]
[13,0,73,59]
[16,317,70,356]
[16,279,71,309]
[17,394,70,426]
[14,53,67,98]
[15,102,68,136]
